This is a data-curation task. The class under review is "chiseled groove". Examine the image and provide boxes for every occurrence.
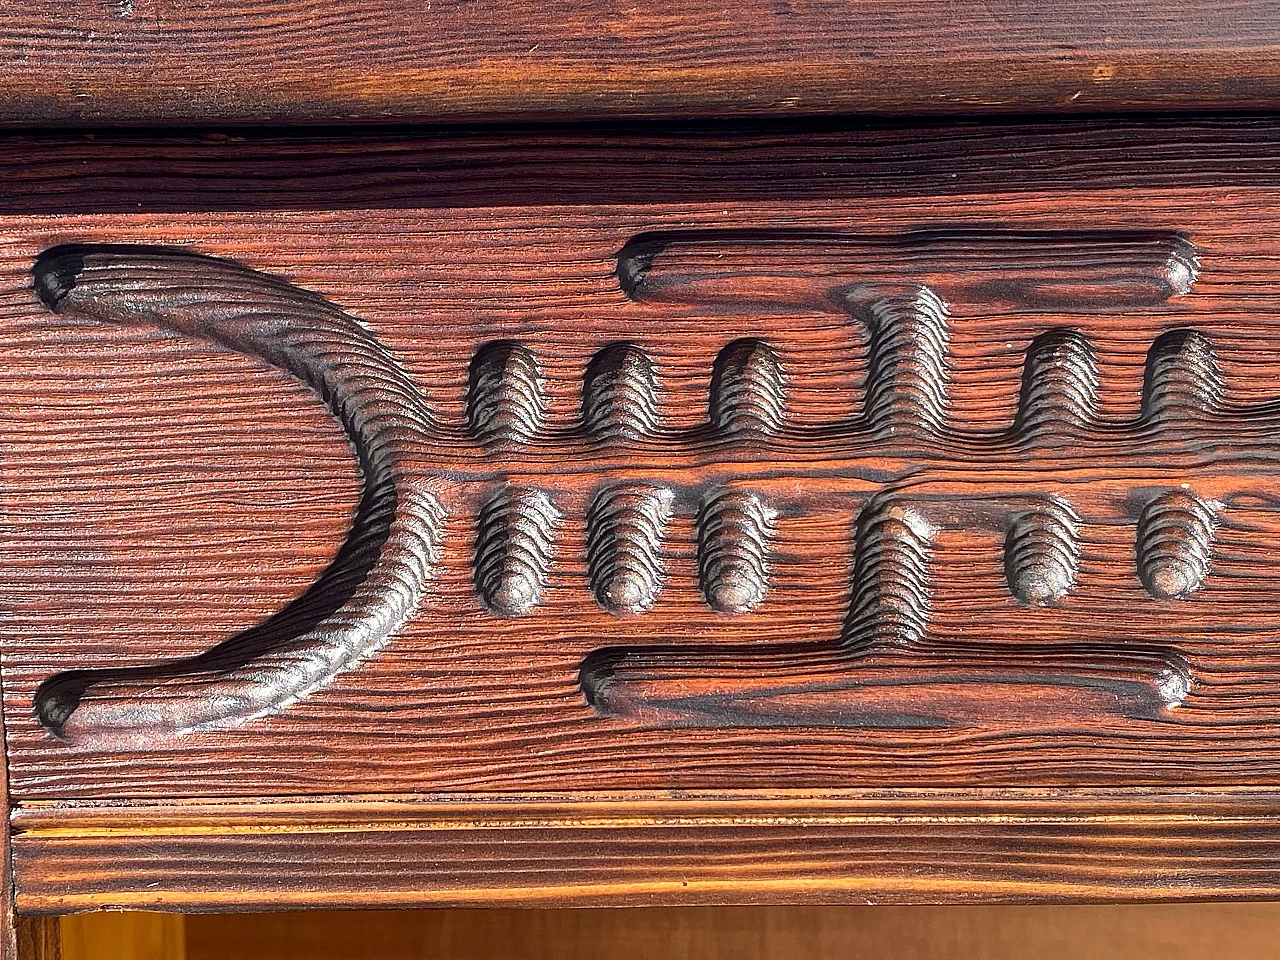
[1138,490,1217,600]
[697,490,776,613]
[582,342,659,440]
[587,484,674,615]
[1014,329,1099,437]
[30,246,443,743]
[850,285,950,436]
[841,501,933,653]
[1141,329,1223,422]
[466,341,545,444]
[1005,499,1081,606]
[474,487,561,617]
[709,338,786,434]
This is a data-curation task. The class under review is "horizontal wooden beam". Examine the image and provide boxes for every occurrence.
[15,791,1280,909]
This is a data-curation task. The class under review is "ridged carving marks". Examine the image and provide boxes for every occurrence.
[697,490,776,614]
[467,341,545,444]
[584,228,1210,732]
[1005,500,1080,606]
[31,246,443,745]
[848,286,950,437]
[1142,330,1223,422]
[709,339,786,434]
[841,502,933,652]
[1138,491,1216,599]
[583,342,659,440]
[587,484,673,615]
[585,485,1190,727]
[475,488,561,617]
[1014,330,1099,437]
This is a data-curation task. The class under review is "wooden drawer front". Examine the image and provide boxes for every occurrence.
[6,122,1280,804]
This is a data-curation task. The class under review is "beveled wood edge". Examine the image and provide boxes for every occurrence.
[13,790,1280,911]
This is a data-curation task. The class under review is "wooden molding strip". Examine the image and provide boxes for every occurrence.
[14,791,1280,909]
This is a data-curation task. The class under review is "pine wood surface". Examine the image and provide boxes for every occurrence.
[53,904,1280,960]
[7,120,1280,908]
[13,791,1280,910]
[3,2,1280,124]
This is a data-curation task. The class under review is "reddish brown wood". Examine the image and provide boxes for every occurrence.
[2,2,1280,124]
[14,791,1280,910]
[0,119,1278,215]
[7,120,1280,906]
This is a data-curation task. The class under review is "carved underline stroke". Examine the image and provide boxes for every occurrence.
[31,246,444,744]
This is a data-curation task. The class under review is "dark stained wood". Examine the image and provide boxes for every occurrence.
[12,122,1280,796]
[3,2,1280,124]
[58,903,1280,960]
[10,120,1280,906]
[1,119,1280,215]
[4,673,59,960]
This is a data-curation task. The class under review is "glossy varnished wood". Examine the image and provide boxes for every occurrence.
[8,120,1280,908]
[3,3,1280,124]
[15,791,1280,910]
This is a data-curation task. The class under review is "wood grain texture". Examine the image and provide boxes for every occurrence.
[4,2,1280,123]
[16,791,1280,910]
[12,121,1280,907]
[10,122,1280,800]
[61,914,180,960]
[1,668,14,960]
[13,920,59,960]
[28,246,445,746]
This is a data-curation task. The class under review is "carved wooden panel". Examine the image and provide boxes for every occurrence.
[11,121,1280,906]
[6,129,1280,795]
